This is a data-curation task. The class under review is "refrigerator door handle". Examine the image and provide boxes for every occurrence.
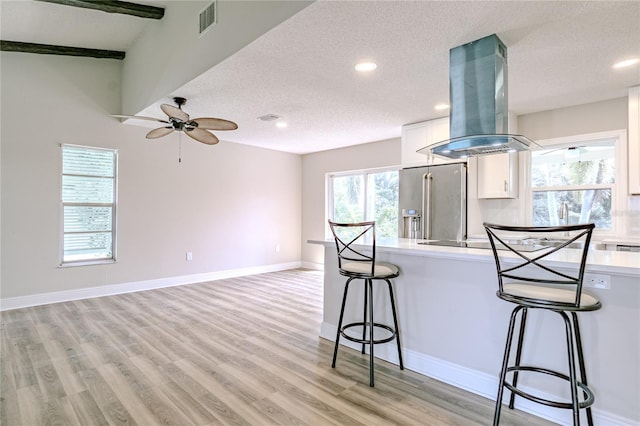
[422,172,432,240]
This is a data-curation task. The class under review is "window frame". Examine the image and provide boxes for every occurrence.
[326,165,400,238]
[525,129,627,238]
[60,144,118,267]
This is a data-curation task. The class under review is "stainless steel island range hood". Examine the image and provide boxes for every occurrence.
[419,34,535,159]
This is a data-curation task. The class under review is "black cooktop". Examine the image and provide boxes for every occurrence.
[418,240,546,252]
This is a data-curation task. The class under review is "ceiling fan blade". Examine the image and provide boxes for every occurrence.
[184,128,219,145]
[146,127,175,139]
[190,117,238,131]
[541,145,587,155]
[160,104,189,121]
[111,114,169,124]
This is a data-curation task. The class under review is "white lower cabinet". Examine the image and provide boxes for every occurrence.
[477,152,518,199]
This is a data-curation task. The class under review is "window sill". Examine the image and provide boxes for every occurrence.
[59,259,116,268]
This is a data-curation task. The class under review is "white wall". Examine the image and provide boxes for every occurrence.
[1,52,302,300]
[519,97,628,141]
[470,97,639,238]
[2,52,633,301]
[301,138,401,267]
[469,98,634,237]
[301,97,636,266]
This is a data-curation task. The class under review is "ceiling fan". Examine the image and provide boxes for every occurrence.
[540,145,587,155]
[112,97,237,145]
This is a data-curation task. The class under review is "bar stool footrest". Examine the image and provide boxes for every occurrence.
[340,322,398,345]
[503,365,595,410]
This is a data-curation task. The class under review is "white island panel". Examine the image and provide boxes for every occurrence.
[312,238,640,425]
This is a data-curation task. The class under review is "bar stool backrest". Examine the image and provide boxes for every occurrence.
[484,222,595,309]
[328,221,377,278]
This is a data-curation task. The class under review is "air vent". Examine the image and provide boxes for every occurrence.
[257,114,281,122]
[199,2,217,35]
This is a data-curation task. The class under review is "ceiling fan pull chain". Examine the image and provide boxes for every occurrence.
[178,132,182,163]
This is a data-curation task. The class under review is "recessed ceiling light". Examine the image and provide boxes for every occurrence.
[276,121,288,128]
[434,103,450,111]
[355,62,377,72]
[613,58,640,69]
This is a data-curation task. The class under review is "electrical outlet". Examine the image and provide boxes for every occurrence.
[186,252,193,261]
[584,273,610,289]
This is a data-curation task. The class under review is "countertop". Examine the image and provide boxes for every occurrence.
[601,238,640,246]
[309,237,640,277]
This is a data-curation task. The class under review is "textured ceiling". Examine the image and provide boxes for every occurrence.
[138,1,640,154]
[2,1,639,154]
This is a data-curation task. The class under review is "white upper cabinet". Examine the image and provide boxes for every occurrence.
[629,86,640,195]
[477,152,518,199]
[401,117,450,167]
[401,121,429,167]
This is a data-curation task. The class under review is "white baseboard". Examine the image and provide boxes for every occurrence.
[321,322,636,426]
[0,261,303,311]
[300,261,324,271]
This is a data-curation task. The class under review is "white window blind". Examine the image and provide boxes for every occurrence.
[61,145,117,265]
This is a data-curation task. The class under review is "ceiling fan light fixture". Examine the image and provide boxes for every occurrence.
[112,97,237,147]
[173,96,187,107]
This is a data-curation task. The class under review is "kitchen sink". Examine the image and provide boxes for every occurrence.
[534,239,606,250]
[537,239,586,249]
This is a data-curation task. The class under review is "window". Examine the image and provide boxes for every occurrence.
[530,139,616,230]
[61,145,117,265]
[328,168,398,239]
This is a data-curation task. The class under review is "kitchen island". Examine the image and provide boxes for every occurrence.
[309,238,640,425]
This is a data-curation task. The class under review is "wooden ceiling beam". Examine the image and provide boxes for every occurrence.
[0,40,125,60]
[36,0,165,20]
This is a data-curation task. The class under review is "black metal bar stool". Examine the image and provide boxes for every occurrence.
[484,222,601,426]
[328,220,403,387]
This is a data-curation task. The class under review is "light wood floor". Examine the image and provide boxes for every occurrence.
[1,269,554,425]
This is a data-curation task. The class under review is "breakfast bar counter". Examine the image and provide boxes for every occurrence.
[309,238,640,425]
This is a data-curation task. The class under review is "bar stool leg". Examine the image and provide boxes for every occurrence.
[572,312,594,426]
[332,278,353,368]
[509,308,528,409]
[494,306,524,426]
[367,279,375,387]
[362,280,368,354]
[560,311,580,425]
[386,279,404,370]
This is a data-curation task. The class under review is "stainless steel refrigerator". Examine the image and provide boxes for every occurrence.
[398,163,467,241]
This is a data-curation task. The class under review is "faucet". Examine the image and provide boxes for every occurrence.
[559,202,570,236]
